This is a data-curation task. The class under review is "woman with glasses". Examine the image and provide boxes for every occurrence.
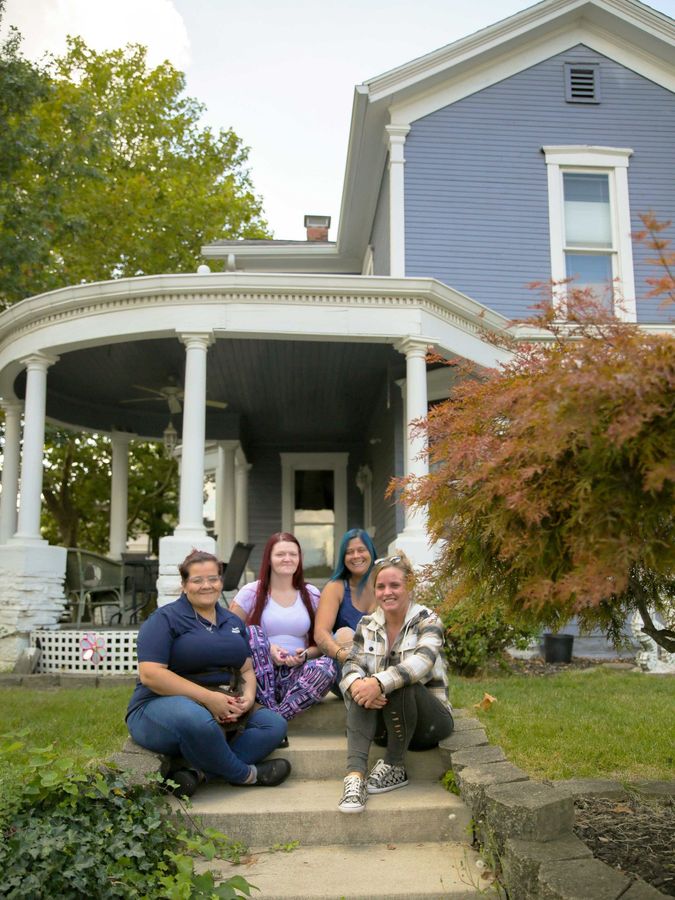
[126,549,291,797]
[314,529,377,670]
[337,552,454,813]
[229,533,336,721]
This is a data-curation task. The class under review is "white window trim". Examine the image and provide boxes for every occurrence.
[543,146,636,321]
[280,452,349,565]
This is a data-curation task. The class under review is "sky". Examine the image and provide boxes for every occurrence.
[4,0,675,241]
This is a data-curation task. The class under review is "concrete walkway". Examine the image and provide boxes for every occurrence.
[188,695,484,899]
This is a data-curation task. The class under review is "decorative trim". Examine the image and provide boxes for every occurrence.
[386,125,411,279]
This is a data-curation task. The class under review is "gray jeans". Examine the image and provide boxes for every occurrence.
[346,682,454,775]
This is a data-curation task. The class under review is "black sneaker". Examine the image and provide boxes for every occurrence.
[168,768,202,798]
[252,758,291,786]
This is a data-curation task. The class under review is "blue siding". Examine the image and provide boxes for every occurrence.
[404,45,675,323]
[370,165,390,275]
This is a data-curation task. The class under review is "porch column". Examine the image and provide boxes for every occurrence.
[0,400,23,543]
[109,430,132,560]
[176,333,213,536]
[0,356,66,668]
[13,353,58,543]
[235,456,251,544]
[391,338,434,563]
[386,124,410,278]
[157,333,215,606]
[215,440,237,560]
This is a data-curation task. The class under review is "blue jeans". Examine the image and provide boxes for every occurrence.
[127,696,287,784]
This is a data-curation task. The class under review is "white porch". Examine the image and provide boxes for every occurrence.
[0,272,511,667]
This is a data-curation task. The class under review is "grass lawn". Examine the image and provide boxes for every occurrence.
[0,669,672,799]
[452,668,674,782]
[0,685,130,807]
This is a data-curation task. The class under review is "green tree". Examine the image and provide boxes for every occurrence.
[401,291,675,653]
[1,35,268,307]
[0,21,269,549]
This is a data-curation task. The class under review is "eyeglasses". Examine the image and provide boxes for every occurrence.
[373,556,402,566]
[187,575,222,586]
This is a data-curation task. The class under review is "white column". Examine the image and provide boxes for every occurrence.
[235,456,251,544]
[176,332,212,536]
[390,338,436,564]
[109,430,132,559]
[0,400,23,543]
[386,124,410,278]
[215,440,237,559]
[157,333,215,607]
[13,353,58,543]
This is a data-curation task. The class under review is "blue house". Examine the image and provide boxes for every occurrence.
[0,0,672,665]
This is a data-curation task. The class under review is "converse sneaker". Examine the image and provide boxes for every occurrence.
[338,774,367,813]
[366,759,408,794]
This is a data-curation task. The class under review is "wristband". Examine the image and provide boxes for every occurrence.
[373,676,385,695]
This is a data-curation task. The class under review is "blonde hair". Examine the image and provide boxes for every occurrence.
[370,550,415,590]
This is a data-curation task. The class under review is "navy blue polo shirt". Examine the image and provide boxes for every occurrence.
[126,594,251,718]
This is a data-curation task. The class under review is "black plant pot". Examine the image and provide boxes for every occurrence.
[543,633,574,664]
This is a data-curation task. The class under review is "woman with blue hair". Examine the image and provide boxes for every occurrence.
[314,529,377,667]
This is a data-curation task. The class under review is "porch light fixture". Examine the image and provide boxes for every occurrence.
[163,419,178,456]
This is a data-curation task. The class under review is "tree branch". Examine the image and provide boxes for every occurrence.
[634,595,675,654]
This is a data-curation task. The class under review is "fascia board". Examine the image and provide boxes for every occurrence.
[367,0,674,104]
[333,86,389,265]
[390,20,674,126]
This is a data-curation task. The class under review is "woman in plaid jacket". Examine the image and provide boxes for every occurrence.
[337,553,454,813]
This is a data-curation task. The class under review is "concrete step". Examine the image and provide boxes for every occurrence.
[287,694,469,735]
[184,778,472,847]
[202,841,484,899]
[287,693,346,733]
[268,734,449,782]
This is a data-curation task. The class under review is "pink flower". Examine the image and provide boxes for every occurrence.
[81,632,106,665]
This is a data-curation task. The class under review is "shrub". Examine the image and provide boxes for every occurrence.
[416,578,537,676]
[0,734,255,900]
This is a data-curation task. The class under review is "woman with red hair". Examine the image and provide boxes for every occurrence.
[230,533,336,721]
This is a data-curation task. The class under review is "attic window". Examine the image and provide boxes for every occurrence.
[565,63,600,103]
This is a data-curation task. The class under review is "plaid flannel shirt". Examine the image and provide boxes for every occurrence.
[339,601,451,709]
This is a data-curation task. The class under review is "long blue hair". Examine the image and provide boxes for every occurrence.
[329,528,377,593]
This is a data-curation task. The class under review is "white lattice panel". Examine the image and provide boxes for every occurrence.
[31,629,138,674]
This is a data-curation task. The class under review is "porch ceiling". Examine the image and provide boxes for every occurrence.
[13,337,403,448]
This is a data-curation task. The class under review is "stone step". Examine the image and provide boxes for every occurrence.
[268,734,449,782]
[183,778,473,848]
[202,841,484,899]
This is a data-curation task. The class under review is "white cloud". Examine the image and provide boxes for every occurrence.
[2,0,191,69]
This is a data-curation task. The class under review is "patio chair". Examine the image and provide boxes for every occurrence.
[120,554,159,624]
[222,541,254,592]
[64,548,127,625]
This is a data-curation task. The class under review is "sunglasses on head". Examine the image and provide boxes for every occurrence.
[373,556,403,566]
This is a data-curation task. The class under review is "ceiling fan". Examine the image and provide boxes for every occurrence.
[121,379,228,414]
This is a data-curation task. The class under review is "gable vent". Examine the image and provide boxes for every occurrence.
[565,63,600,104]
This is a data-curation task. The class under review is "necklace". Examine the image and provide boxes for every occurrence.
[193,607,216,633]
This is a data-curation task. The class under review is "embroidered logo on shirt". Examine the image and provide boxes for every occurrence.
[231,627,241,633]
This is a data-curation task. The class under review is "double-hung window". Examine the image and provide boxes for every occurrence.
[543,146,636,320]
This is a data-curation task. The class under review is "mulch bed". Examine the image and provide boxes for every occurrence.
[574,793,675,896]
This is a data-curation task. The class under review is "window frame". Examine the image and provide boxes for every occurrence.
[543,146,636,321]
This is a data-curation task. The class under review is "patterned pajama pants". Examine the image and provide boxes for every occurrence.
[247,625,337,720]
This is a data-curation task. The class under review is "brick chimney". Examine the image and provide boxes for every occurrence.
[304,214,331,242]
